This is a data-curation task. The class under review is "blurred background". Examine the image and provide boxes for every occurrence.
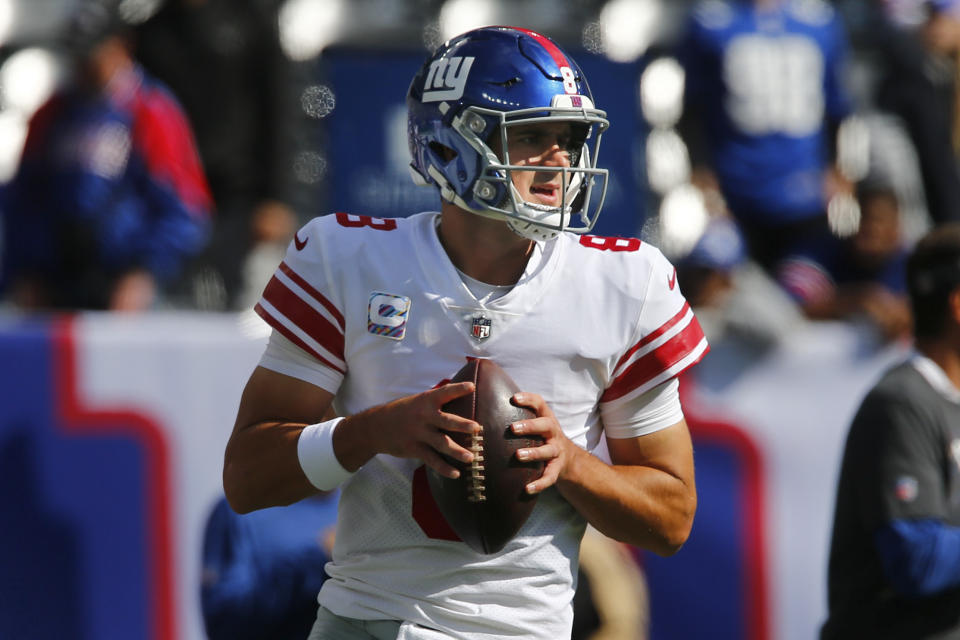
[0,0,688,313]
[0,0,957,638]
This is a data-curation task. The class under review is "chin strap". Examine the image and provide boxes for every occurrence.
[424,156,575,241]
[503,184,571,241]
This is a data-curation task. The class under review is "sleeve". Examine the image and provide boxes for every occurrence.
[600,248,709,408]
[129,80,213,281]
[874,518,960,597]
[132,81,212,218]
[258,331,342,394]
[254,218,347,389]
[823,9,854,124]
[602,377,684,439]
[855,398,947,527]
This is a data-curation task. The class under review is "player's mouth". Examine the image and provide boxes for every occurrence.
[530,184,560,206]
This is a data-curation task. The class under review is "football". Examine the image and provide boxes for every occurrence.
[427,358,545,554]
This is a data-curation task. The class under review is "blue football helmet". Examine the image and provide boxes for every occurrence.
[407,26,610,241]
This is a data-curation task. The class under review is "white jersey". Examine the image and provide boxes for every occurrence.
[254,211,708,639]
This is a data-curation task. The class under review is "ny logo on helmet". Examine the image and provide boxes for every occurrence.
[422,56,475,102]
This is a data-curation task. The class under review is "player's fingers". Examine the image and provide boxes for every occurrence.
[431,381,476,405]
[511,416,560,437]
[512,392,555,418]
[436,411,481,435]
[526,460,561,494]
[434,431,475,463]
[516,440,559,463]
[419,446,462,479]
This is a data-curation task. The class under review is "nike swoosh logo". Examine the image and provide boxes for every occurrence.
[294,232,308,251]
[668,267,677,290]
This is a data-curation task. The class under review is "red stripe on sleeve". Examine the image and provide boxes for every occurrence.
[260,276,345,361]
[279,262,346,330]
[255,303,346,375]
[602,316,708,403]
[613,303,692,374]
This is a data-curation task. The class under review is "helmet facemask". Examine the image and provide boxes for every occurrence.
[448,101,609,241]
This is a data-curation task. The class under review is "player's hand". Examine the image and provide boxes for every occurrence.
[367,382,481,479]
[510,392,577,494]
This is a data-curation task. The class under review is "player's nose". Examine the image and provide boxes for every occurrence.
[539,143,570,167]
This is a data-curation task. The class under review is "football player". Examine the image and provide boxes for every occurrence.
[224,26,708,639]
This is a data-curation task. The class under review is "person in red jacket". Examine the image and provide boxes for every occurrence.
[0,0,212,311]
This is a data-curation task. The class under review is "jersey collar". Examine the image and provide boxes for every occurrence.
[910,352,960,404]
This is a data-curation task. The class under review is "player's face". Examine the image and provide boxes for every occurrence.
[495,122,574,208]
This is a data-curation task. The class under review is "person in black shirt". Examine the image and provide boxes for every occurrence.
[822,223,960,638]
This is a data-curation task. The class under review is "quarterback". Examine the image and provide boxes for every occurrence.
[224,26,708,639]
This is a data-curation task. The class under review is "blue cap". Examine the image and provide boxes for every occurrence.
[680,217,747,270]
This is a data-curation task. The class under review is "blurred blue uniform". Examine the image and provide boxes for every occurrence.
[0,64,211,308]
[679,0,853,266]
[201,493,338,640]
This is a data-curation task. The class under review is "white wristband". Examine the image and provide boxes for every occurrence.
[297,417,353,490]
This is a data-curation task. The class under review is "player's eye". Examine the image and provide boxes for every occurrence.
[513,132,538,145]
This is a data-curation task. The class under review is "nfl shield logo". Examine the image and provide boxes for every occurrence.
[471,315,492,340]
[894,475,918,503]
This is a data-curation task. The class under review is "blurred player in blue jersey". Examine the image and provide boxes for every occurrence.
[678,0,854,272]
[0,0,212,311]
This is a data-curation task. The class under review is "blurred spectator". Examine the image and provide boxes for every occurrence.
[777,181,913,342]
[869,0,960,226]
[675,215,806,350]
[135,0,302,310]
[0,0,212,312]
[677,0,855,272]
[201,492,338,640]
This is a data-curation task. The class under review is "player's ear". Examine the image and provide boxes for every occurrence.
[948,285,960,327]
[430,142,457,163]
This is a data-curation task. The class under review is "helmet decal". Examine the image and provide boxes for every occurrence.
[559,67,578,95]
[512,28,565,64]
[422,56,475,103]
